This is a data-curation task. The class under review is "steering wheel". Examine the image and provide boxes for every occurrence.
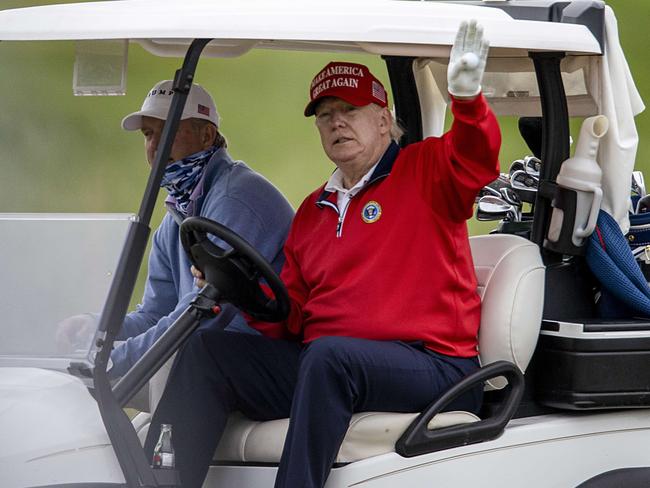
[180,217,289,322]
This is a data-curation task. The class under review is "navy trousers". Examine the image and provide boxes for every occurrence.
[144,330,482,488]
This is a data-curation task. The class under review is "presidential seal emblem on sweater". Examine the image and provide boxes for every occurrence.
[361,201,382,223]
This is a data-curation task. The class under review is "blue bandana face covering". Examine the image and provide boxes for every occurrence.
[160,145,218,215]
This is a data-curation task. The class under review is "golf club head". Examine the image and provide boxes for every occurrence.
[508,208,522,222]
[509,159,525,177]
[476,195,517,222]
[510,169,538,204]
[636,194,650,214]
[523,155,541,177]
[511,170,539,189]
[500,186,522,206]
[477,185,501,200]
[476,174,511,202]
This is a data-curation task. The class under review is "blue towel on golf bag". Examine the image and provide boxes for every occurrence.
[586,210,650,318]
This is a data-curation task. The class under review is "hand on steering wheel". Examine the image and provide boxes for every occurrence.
[180,217,290,322]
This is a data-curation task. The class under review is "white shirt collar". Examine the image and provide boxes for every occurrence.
[324,162,379,211]
[325,162,378,196]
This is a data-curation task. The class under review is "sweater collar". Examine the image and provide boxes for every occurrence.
[316,140,400,207]
[165,145,230,218]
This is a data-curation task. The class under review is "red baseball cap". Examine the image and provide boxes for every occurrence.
[304,61,388,117]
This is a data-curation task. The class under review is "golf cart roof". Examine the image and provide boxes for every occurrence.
[0,0,603,57]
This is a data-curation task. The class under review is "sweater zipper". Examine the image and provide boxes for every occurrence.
[318,173,390,238]
[336,197,353,238]
[335,174,389,237]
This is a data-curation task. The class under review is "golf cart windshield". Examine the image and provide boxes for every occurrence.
[0,213,132,370]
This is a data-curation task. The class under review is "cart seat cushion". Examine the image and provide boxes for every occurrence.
[470,234,545,388]
[134,410,479,464]
[214,410,478,463]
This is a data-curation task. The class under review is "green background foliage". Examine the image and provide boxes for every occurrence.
[0,0,648,306]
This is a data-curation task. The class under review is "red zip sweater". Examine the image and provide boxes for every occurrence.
[253,95,500,358]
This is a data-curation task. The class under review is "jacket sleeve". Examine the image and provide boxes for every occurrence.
[110,288,247,378]
[109,290,194,377]
[205,195,290,269]
[414,94,501,221]
[117,223,177,340]
[111,191,290,376]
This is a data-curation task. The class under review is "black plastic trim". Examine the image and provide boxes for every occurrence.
[529,52,570,263]
[583,322,650,333]
[541,320,561,332]
[542,258,598,320]
[92,221,156,488]
[543,319,650,333]
[396,361,524,457]
[539,335,650,352]
[468,0,605,52]
[114,284,221,406]
[383,56,422,147]
[542,318,650,332]
[558,1,605,52]
[539,390,650,410]
[535,334,650,409]
[544,186,584,255]
[537,179,558,201]
[210,461,349,469]
[577,468,650,488]
[29,485,127,488]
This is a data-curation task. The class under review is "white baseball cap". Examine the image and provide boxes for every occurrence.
[121,79,219,131]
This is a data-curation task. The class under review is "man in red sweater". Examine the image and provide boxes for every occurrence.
[146,20,500,488]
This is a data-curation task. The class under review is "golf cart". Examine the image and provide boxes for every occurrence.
[1,1,649,487]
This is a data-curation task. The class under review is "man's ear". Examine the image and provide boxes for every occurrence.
[202,123,218,148]
[378,107,392,136]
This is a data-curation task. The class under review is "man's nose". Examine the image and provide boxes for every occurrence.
[149,133,161,147]
[146,141,159,166]
[330,110,347,127]
[150,135,161,150]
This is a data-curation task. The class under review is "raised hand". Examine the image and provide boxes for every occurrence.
[447,20,489,99]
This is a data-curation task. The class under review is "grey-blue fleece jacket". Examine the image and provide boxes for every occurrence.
[109,148,294,377]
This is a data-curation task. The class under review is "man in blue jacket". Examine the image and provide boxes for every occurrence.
[58,80,294,377]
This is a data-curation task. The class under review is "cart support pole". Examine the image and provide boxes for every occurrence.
[529,51,570,263]
[92,38,213,488]
[113,284,221,407]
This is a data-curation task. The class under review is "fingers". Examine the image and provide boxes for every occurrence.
[55,315,95,353]
[451,19,467,59]
[451,20,485,61]
[464,20,483,53]
[457,20,468,47]
[465,19,477,52]
[479,38,490,69]
[447,19,489,98]
[454,19,489,68]
[191,265,207,288]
